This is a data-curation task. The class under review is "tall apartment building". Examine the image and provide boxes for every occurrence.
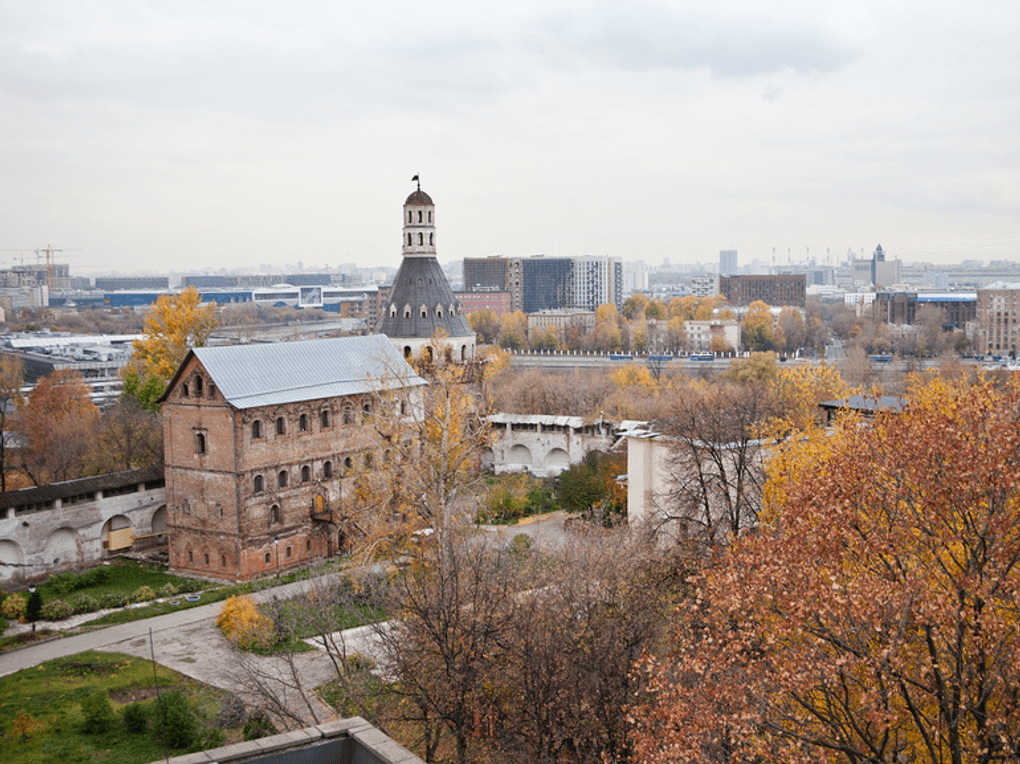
[719,249,738,276]
[719,274,806,307]
[567,255,623,312]
[976,282,1020,357]
[463,257,524,313]
[463,255,621,313]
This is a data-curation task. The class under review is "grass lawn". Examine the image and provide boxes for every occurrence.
[0,651,243,764]
[35,560,196,601]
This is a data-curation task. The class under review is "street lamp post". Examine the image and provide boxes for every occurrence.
[26,585,40,632]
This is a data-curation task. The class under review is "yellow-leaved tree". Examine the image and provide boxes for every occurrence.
[125,287,218,410]
[342,339,491,563]
[216,595,273,650]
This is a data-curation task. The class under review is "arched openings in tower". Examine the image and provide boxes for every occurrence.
[429,233,434,245]
[407,233,412,246]
[418,210,423,223]
[418,233,424,245]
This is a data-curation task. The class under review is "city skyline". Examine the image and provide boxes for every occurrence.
[2,1,1018,276]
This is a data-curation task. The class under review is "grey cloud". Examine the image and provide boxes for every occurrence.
[0,2,856,121]
[532,5,856,77]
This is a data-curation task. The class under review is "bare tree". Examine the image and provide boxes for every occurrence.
[492,527,672,764]
[658,381,772,549]
[379,531,519,764]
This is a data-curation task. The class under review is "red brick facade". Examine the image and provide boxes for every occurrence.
[162,354,387,582]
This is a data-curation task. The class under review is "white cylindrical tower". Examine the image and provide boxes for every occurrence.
[402,188,436,258]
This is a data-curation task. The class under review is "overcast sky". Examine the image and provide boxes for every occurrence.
[2,1,1018,276]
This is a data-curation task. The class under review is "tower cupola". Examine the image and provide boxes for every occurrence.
[403,179,436,258]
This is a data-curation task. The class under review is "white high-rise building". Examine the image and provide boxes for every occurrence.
[568,255,623,311]
[719,249,738,275]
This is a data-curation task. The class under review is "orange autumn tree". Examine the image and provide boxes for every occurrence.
[17,369,99,485]
[632,375,1020,764]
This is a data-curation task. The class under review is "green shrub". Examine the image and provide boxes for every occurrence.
[243,709,278,741]
[50,571,80,596]
[2,592,26,620]
[123,702,148,733]
[98,591,129,609]
[70,592,100,614]
[203,727,227,748]
[159,583,179,597]
[511,533,533,555]
[154,689,197,749]
[177,578,204,593]
[79,566,111,587]
[40,598,75,621]
[80,689,116,734]
[131,585,156,603]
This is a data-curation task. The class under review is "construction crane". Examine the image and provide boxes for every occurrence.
[0,245,78,291]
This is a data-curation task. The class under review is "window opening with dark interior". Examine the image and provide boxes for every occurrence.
[278,471,288,488]
[252,420,262,439]
[254,475,264,493]
[276,417,285,435]
[299,414,308,432]
[301,465,310,482]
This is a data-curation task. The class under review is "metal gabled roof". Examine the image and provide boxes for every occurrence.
[187,334,425,410]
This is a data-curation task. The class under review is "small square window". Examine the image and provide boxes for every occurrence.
[286,546,292,558]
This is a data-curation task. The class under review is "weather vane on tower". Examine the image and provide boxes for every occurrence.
[412,174,420,191]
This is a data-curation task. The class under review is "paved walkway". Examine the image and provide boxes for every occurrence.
[0,513,572,725]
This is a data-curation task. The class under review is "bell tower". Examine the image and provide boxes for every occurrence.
[402,178,436,258]
[377,177,477,364]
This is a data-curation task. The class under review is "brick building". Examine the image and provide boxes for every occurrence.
[455,290,512,316]
[160,334,425,582]
[719,274,806,307]
[976,282,1020,357]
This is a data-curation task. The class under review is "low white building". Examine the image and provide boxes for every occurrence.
[483,414,616,477]
[685,319,740,353]
[0,468,166,583]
